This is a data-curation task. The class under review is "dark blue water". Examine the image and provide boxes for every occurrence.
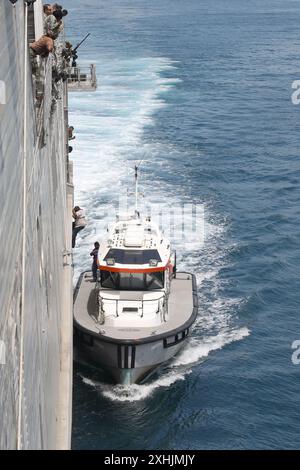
[65,0,300,449]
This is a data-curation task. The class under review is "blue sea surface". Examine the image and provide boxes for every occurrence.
[64,0,300,449]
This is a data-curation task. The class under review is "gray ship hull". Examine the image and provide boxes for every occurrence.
[0,1,73,448]
[74,272,198,384]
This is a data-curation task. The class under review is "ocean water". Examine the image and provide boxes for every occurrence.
[64,0,300,449]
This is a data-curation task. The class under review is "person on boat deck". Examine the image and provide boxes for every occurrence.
[90,242,100,282]
[72,206,86,248]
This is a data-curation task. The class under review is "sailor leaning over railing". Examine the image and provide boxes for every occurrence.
[72,206,87,249]
[30,5,67,58]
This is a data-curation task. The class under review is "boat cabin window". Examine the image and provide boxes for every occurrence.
[104,249,162,264]
[100,271,164,290]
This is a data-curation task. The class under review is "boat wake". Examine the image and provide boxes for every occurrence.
[69,56,182,282]
[79,326,249,402]
[80,371,188,402]
[70,54,250,401]
[172,326,249,367]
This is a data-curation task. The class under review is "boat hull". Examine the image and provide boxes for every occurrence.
[74,271,198,384]
[74,327,190,384]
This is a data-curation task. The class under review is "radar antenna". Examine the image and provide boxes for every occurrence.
[134,160,143,218]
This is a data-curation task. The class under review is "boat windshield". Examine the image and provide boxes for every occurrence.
[100,271,164,290]
[104,249,161,264]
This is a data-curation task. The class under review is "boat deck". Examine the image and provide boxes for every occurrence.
[74,272,196,341]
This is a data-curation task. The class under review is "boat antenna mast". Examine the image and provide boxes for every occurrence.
[134,160,143,218]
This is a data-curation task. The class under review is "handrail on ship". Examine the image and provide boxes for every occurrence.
[34,56,53,142]
[98,292,168,321]
[67,65,97,91]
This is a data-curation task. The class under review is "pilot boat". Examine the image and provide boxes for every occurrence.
[73,167,198,384]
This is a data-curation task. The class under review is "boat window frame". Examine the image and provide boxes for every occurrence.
[100,270,165,291]
[103,248,162,265]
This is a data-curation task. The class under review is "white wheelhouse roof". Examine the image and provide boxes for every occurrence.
[98,214,171,271]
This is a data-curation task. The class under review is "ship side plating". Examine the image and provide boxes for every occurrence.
[0,1,73,449]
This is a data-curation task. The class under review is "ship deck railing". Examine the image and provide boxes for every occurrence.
[98,292,168,320]
[67,65,97,92]
[32,55,53,145]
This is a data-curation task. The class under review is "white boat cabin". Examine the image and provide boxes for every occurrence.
[96,214,176,328]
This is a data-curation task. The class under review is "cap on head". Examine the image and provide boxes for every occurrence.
[53,9,63,20]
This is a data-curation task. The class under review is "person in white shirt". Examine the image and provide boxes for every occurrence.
[72,206,86,248]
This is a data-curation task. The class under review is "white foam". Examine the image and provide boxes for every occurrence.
[70,56,182,281]
[78,326,249,402]
[71,55,250,399]
[172,327,250,367]
[80,370,190,402]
